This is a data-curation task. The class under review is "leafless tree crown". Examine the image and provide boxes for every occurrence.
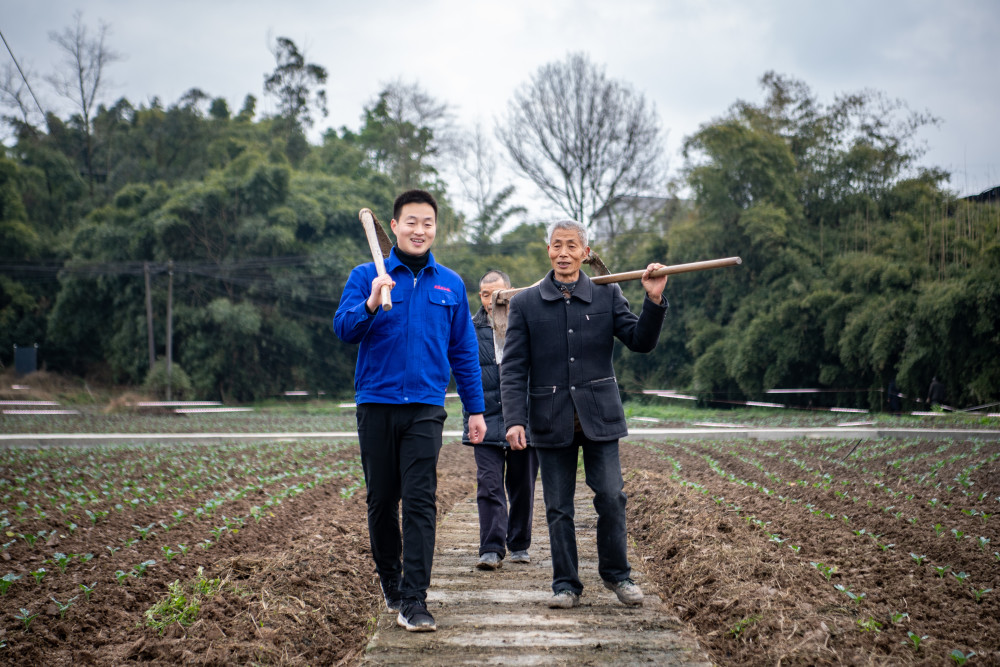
[45,12,120,135]
[496,52,665,227]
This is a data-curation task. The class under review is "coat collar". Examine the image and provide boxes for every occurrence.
[538,269,594,304]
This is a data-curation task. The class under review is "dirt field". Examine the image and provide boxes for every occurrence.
[1,434,997,665]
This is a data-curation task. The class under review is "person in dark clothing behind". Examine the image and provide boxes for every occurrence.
[927,376,946,408]
[334,189,486,633]
[463,270,539,571]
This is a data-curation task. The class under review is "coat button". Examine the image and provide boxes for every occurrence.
[570,357,575,362]
[570,386,576,391]
[568,329,574,334]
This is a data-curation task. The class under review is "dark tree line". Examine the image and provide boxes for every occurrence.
[1,23,996,408]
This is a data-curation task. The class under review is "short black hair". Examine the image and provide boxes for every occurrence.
[393,189,438,221]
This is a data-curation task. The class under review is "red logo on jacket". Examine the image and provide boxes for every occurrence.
[433,285,452,292]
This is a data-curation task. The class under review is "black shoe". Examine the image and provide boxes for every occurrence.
[396,600,436,632]
[380,576,401,612]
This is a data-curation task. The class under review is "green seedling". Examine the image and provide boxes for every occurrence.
[51,552,72,573]
[106,545,120,556]
[210,526,227,541]
[1,573,21,595]
[933,523,945,537]
[971,587,992,602]
[950,650,976,665]
[133,559,156,577]
[952,571,970,584]
[834,584,865,606]
[133,523,156,540]
[79,582,97,601]
[14,608,39,630]
[114,570,128,585]
[728,614,761,638]
[857,616,882,632]
[977,536,990,551]
[890,612,909,624]
[161,545,179,562]
[49,595,78,619]
[30,568,46,584]
[933,565,951,578]
[902,631,928,651]
[952,528,965,541]
[177,544,190,556]
[811,562,837,580]
[193,567,221,595]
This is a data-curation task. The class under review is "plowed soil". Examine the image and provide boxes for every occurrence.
[1,434,997,665]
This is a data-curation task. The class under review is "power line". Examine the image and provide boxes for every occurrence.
[0,27,47,119]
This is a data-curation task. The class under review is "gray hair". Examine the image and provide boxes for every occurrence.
[547,219,588,247]
[479,269,511,288]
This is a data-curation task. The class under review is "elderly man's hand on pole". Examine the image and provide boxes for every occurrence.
[641,263,668,305]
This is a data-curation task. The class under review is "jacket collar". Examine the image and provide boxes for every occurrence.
[472,305,490,327]
[538,269,594,304]
[385,246,438,275]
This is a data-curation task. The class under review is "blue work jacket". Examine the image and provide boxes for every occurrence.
[333,248,485,414]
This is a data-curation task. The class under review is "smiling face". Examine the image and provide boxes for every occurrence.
[390,202,437,256]
[547,227,590,283]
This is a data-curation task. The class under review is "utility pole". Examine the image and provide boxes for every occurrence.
[166,259,174,400]
[144,262,156,370]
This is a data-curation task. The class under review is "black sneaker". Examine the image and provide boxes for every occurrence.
[396,600,436,632]
[380,576,401,612]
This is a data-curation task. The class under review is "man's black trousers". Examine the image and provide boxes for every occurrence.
[357,402,446,603]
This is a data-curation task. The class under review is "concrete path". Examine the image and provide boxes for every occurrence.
[358,485,711,666]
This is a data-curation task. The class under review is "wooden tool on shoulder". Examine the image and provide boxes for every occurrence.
[491,256,742,363]
[359,208,394,311]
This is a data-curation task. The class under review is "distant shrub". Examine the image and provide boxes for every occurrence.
[143,361,193,400]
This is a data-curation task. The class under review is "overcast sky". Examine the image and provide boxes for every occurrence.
[2,0,998,219]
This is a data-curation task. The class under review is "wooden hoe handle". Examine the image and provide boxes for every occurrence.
[359,208,392,311]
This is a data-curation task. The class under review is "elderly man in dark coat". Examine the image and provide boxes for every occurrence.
[500,219,668,609]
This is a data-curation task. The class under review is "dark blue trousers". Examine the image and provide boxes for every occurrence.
[534,434,630,595]
[357,403,446,603]
[473,444,539,556]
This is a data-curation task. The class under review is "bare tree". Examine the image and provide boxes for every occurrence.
[458,122,526,244]
[45,12,120,192]
[497,52,665,227]
[0,58,46,132]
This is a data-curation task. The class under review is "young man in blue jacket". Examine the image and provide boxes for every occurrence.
[334,189,487,632]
